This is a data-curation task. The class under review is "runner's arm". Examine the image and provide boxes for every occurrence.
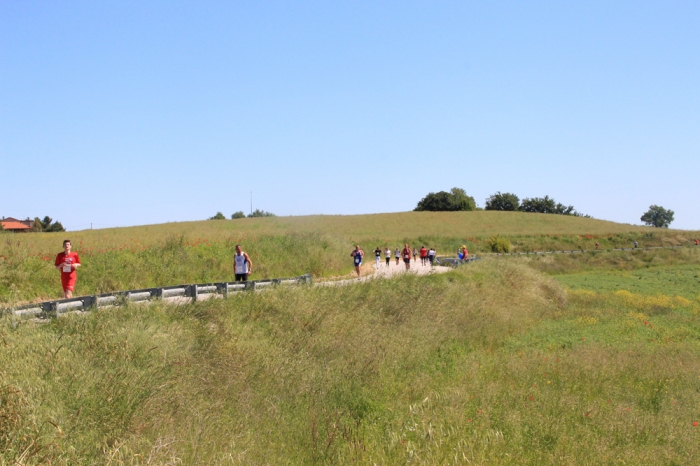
[244,253,253,274]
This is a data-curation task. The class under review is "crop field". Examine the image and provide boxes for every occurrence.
[2,211,698,304]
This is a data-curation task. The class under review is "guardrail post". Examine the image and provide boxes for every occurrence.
[245,281,256,291]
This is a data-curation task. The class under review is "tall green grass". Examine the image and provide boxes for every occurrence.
[3,260,700,464]
[3,211,698,305]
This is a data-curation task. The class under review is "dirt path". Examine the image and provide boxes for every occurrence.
[315,258,451,286]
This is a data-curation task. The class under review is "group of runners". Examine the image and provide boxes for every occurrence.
[350,244,439,279]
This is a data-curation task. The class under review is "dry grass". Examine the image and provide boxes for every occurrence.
[2,260,700,464]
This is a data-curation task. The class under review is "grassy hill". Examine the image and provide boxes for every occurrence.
[1,211,698,304]
[2,261,700,464]
[2,212,700,463]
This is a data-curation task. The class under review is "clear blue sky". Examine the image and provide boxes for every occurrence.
[2,1,698,230]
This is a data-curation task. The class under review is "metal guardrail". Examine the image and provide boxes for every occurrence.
[435,256,480,267]
[3,274,312,319]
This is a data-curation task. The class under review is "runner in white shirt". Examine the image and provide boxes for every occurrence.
[233,244,253,281]
[384,247,391,267]
[394,247,400,266]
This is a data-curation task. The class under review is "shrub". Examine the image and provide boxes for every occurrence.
[485,192,520,211]
[248,209,276,218]
[231,211,246,219]
[488,235,511,253]
[208,212,226,220]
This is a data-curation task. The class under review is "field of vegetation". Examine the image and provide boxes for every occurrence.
[2,212,700,463]
[2,256,700,464]
[2,211,698,304]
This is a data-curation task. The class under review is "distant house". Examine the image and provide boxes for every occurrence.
[1,217,34,232]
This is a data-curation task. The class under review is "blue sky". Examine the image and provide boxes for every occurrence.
[2,1,698,230]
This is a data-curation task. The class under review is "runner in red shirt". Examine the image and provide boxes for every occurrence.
[402,244,412,270]
[419,246,428,266]
[54,239,81,298]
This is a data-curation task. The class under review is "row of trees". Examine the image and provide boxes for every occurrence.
[485,192,587,217]
[414,189,587,217]
[209,209,276,220]
[415,189,675,227]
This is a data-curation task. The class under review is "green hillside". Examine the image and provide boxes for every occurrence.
[1,211,698,304]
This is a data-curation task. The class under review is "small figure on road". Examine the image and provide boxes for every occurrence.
[402,243,412,270]
[412,247,417,263]
[420,245,428,266]
[428,247,436,266]
[234,244,253,281]
[385,247,391,267]
[394,247,400,266]
[461,245,469,262]
[351,245,364,279]
[374,246,382,269]
[55,239,81,298]
[695,239,699,246]
[595,242,599,250]
[634,241,638,249]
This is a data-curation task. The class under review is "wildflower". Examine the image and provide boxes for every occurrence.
[693,422,698,427]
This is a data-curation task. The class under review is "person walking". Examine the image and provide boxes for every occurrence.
[420,245,428,266]
[351,245,364,279]
[394,247,400,266]
[412,247,418,263]
[634,241,638,249]
[402,243,412,270]
[595,242,600,250]
[384,247,391,267]
[374,246,382,269]
[55,239,81,298]
[695,239,699,246]
[233,244,253,282]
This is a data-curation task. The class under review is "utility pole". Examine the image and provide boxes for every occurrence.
[250,191,252,216]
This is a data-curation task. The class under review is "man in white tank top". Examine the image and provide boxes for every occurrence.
[234,244,253,281]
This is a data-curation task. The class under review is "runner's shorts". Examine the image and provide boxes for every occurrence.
[61,274,76,292]
[235,273,248,282]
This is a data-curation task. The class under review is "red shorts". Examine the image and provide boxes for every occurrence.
[61,273,77,292]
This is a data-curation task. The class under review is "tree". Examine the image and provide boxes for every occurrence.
[231,211,246,219]
[518,196,585,216]
[208,212,226,220]
[485,192,520,211]
[248,209,276,218]
[34,216,65,232]
[414,188,476,212]
[641,205,674,228]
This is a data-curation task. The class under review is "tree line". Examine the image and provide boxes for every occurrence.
[415,189,674,227]
[208,209,276,220]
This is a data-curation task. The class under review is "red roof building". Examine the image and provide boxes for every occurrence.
[1,217,34,232]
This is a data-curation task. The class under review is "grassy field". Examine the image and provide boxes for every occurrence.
[2,211,698,304]
[2,260,700,464]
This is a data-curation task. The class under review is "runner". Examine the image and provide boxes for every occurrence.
[233,244,253,281]
[595,242,600,250]
[374,246,382,269]
[402,243,412,270]
[385,247,391,267]
[428,247,436,266]
[351,245,364,279]
[394,247,400,266]
[461,245,469,262]
[54,239,81,298]
[420,245,428,266]
[412,247,417,263]
[695,239,699,246]
[634,241,638,249]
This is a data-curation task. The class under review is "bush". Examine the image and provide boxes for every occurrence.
[488,235,511,253]
[485,192,520,211]
[248,209,276,218]
[414,187,476,212]
[208,212,226,220]
[519,196,586,217]
[231,211,246,219]
[33,216,65,232]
